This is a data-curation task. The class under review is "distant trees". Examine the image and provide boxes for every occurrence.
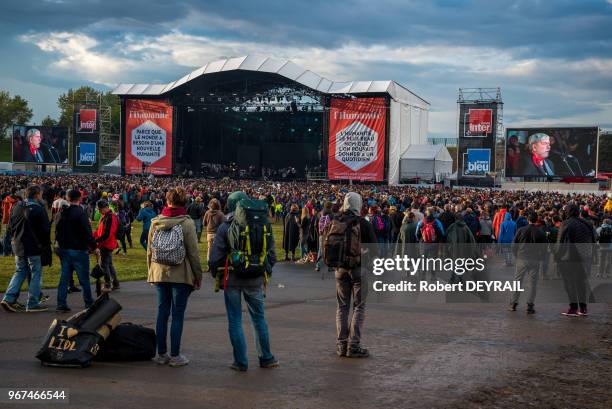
[0,91,33,138]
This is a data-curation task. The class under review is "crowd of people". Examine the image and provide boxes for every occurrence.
[0,173,611,367]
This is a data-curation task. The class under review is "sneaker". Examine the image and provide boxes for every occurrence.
[346,346,369,358]
[1,300,23,312]
[39,294,50,304]
[336,344,347,357]
[152,353,170,365]
[526,304,536,314]
[112,280,120,290]
[260,359,279,369]
[315,266,320,272]
[26,305,48,313]
[56,305,72,313]
[578,307,588,317]
[68,286,82,293]
[508,303,518,312]
[562,308,579,317]
[168,354,189,367]
[230,362,248,372]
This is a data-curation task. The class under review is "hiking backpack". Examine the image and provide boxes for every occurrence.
[323,215,361,269]
[227,199,273,279]
[421,221,437,243]
[150,223,186,266]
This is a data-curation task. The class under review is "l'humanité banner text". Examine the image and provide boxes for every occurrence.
[328,98,386,181]
[125,99,173,175]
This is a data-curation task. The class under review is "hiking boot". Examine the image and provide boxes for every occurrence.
[56,305,72,313]
[508,303,518,312]
[578,307,588,317]
[26,305,48,313]
[562,308,579,317]
[152,353,170,365]
[230,362,248,372]
[526,304,536,314]
[336,344,348,357]
[112,280,120,290]
[168,354,189,367]
[260,359,279,369]
[347,346,369,358]
[1,300,23,312]
[68,286,81,293]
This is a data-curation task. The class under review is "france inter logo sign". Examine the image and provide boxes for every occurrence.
[465,148,490,176]
[77,142,97,166]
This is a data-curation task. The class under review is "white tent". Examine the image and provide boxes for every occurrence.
[399,145,453,182]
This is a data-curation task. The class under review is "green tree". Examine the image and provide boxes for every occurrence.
[57,86,120,133]
[41,115,58,127]
[0,91,33,138]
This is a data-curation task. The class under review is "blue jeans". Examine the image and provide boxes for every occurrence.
[3,256,42,309]
[155,283,191,357]
[140,228,149,250]
[224,287,275,368]
[57,249,93,309]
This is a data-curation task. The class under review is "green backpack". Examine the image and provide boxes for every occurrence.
[227,199,272,278]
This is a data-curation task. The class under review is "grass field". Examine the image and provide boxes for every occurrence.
[0,218,289,290]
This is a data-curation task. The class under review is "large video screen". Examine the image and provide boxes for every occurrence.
[505,127,599,177]
[12,125,69,164]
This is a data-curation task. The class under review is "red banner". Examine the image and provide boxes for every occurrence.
[466,108,492,137]
[328,98,386,181]
[78,109,97,133]
[125,99,173,175]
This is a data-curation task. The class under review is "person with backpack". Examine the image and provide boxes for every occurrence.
[55,189,97,313]
[136,201,157,250]
[1,186,50,312]
[324,192,376,358]
[148,187,202,367]
[509,211,547,314]
[94,200,121,291]
[498,213,517,266]
[208,191,279,372]
[315,201,333,272]
[596,218,612,278]
[415,210,445,281]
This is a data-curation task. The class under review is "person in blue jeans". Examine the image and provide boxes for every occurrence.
[136,201,157,250]
[209,191,279,371]
[55,189,97,312]
[1,186,50,313]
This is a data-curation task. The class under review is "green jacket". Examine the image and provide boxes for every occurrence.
[147,215,203,287]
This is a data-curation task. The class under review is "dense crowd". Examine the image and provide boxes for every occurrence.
[0,174,611,367]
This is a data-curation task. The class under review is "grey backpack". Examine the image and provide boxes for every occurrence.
[150,224,186,266]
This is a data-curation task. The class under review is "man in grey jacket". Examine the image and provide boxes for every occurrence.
[208,191,279,372]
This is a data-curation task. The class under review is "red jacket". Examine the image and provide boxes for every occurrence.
[492,209,507,239]
[2,195,18,225]
[95,211,118,250]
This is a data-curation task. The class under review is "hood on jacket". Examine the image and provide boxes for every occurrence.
[341,192,362,216]
[504,213,513,222]
[151,215,190,231]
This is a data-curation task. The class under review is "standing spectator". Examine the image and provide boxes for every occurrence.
[2,187,20,256]
[438,204,456,233]
[315,202,333,272]
[51,191,68,221]
[596,218,612,278]
[282,204,300,261]
[1,186,50,312]
[55,189,97,312]
[208,191,279,371]
[509,212,547,314]
[94,200,120,290]
[555,204,596,317]
[203,198,224,266]
[187,196,205,243]
[115,201,130,256]
[389,206,404,244]
[136,201,157,250]
[297,207,311,263]
[149,187,202,367]
[498,213,517,266]
[395,212,418,258]
[333,192,377,358]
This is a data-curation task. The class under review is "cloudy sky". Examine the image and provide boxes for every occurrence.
[1,0,611,138]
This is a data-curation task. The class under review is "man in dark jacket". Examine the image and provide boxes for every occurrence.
[555,204,596,317]
[438,204,456,233]
[187,196,205,242]
[208,191,279,372]
[1,186,50,312]
[333,192,377,358]
[55,189,97,312]
[509,211,547,314]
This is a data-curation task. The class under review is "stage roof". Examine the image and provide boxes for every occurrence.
[112,55,429,109]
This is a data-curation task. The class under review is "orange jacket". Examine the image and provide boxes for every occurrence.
[2,195,18,225]
[492,209,507,239]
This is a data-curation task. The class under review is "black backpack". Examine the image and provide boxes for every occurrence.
[95,323,156,362]
[599,226,612,244]
[227,199,273,279]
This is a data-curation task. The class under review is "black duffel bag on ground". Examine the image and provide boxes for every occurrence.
[95,323,156,362]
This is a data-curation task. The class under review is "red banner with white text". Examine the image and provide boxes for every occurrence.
[328,98,386,181]
[125,99,173,175]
